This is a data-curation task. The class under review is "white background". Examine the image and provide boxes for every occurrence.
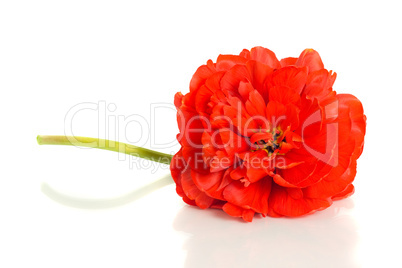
[1,1,401,267]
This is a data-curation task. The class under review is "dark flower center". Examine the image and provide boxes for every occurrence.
[252,129,283,155]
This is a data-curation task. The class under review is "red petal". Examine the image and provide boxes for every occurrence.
[182,146,208,172]
[178,107,210,173]
[216,54,248,71]
[170,149,187,197]
[223,97,258,136]
[280,57,297,67]
[205,71,225,92]
[181,168,214,209]
[267,206,283,217]
[272,173,298,188]
[286,187,303,199]
[220,64,250,95]
[223,177,272,214]
[242,209,255,222]
[246,60,274,101]
[230,164,247,180]
[239,49,250,59]
[195,85,213,114]
[190,59,217,92]
[174,92,184,109]
[294,96,322,138]
[274,155,304,169]
[269,184,331,217]
[245,89,266,117]
[331,184,355,201]
[337,94,366,158]
[210,199,226,210]
[181,197,196,206]
[303,69,336,101]
[238,81,254,102]
[222,202,255,222]
[210,103,230,129]
[304,159,357,199]
[250,132,273,144]
[178,109,205,148]
[266,66,308,95]
[295,49,324,73]
[275,151,319,188]
[210,150,233,172]
[249,46,281,69]
[266,101,299,131]
[266,101,286,125]
[191,169,231,200]
[245,165,269,184]
[268,85,300,105]
[219,128,250,156]
[201,131,217,165]
[278,125,338,187]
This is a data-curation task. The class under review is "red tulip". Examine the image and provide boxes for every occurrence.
[171,47,366,221]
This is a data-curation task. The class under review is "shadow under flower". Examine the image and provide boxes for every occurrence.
[173,198,359,268]
[41,174,173,209]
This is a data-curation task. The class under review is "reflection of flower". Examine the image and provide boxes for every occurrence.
[174,199,359,267]
[171,47,366,221]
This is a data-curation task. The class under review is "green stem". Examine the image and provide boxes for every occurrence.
[37,135,173,165]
